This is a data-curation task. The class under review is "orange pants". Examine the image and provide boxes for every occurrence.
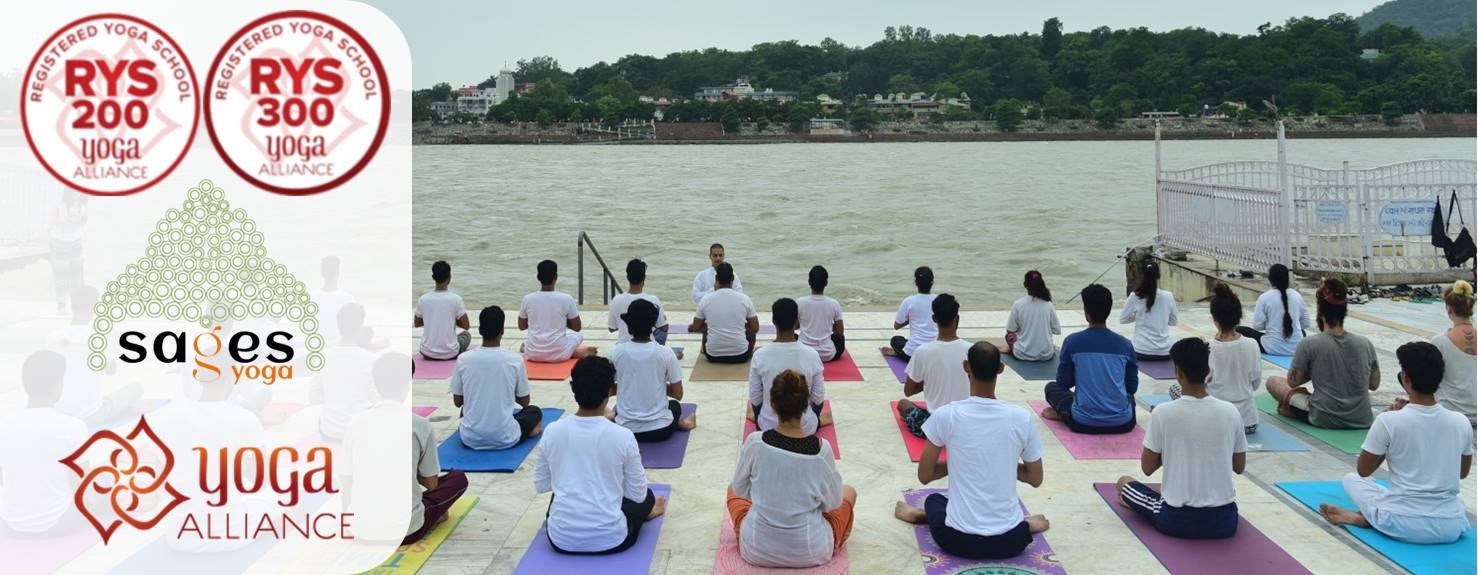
[727,486,855,550]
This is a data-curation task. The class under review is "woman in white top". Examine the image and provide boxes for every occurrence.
[1005,270,1061,362]
[887,266,938,361]
[1394,281,1476,425]
[1120,262,1178,360]
[729,370,856,568]
[1171,283,1260,433]
[1237,264,1311,356]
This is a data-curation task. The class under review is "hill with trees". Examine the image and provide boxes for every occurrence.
[1357,0,1476,39]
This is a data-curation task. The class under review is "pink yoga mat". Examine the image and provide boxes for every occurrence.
[1092,482,1310,575]
[413,406,437,418]
[890,401,946,463]
[741,401,840,458]
[712,505,848,574]
[822,350,863,382]
[880,348,908,383]
[413,353,458,379]
[1028,400,1144,460]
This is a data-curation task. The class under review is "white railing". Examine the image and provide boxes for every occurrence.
[1156,123,1476,284]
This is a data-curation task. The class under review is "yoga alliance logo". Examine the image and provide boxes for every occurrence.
[59,416,189,544]
[87,179,325,382]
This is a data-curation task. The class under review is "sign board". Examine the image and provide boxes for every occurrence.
[1378,201,1436,236]
[1315,201,1347,225]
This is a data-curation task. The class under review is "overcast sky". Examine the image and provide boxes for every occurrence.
[361,0,1390,89]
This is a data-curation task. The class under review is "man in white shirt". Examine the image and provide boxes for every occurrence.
[0,351,88,535]
[315,303,378,440]
[610,299,695,442]
[414,261,470,360]
[49,286,142,426]
[896,294,972,438]
[886,266,938,361]
[748,298,831,434]
[519,260,593,363]
[608,259,671,347]
[534,356,666,554]
[691,263,759,363]
[894,341,1049,559]
[1321,341,1474,544]
[1115,338,1246,539]
[798,266,846,362]
[453,306,543,449]
[693,243,743,304]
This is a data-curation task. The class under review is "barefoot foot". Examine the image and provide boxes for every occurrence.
[894,500,926,524]
[1026,514,1050,533]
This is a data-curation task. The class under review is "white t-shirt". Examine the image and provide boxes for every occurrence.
[450,347,530,449]
[731,432,844,568]
[611,341,684,433]
[906,339,973,412]
[921,397,1043,536]
[749,341,826,435]
[1431,333,1476,420]
[1119,289,1179,356]
[534,416,648,553]
[797,295,844,361]
[1006,296,1061,362]
[341,402,427,539]
[696,288,758,357]
[895,293,938,356]
[409,414,440,535]
[415,290,467,360]
[693,267,743,303]
[317,343,378,440]
[1252,289,1311,357]
[608,292,670,345]
[51,324,102,419]
[312,288,356,345]
[520,291,581,359]
[1143,395,1246,508]
[1362,404,1474,519]
[0,408,88,532]
[1207,337,1262,428]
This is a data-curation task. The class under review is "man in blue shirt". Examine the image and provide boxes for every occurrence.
[1040,284,1139,434]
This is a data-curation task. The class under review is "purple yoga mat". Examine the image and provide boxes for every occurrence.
[904,489,1065,575]
[1138,359,1177,380]
[514,484,671,575]
[881,348,908,383]
[639,404,696,469]
[1091,483,1310,575]
[667,324,776,335]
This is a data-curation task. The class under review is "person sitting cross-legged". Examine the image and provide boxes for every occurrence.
[609,299,696,442]
[797,265,846,362]
[1116,337,1246,539]
[691,263,759,363]
[748,298,830,433]
[1320,341,1473,544]
[520,259,594,363]
[1040,284,1139,434]
[1264,278,1379,429]
[451,305,543,449]
[896,294,971,437]
[894,341,1049,559]
[415,260,470,360]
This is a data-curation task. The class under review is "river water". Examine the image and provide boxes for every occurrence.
[413,138,1474,308]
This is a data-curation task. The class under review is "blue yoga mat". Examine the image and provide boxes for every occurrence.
[1136,395,1306,452]
[1277,480,1476,575]
[1002,353,1060,381]
[439,408,565,472]
[1261,354,1293,370]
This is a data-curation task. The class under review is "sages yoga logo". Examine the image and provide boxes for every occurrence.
[87,179,325,384]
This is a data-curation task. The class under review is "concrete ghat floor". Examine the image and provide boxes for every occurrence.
[412,304,1476,575]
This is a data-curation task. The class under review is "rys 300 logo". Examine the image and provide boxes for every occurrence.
[87,180,326,384]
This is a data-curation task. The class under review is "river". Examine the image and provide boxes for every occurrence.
[413,138,1475,308]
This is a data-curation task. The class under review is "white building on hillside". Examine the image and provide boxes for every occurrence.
[434,69,515,118]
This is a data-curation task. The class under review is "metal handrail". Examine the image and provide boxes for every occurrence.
[577,231,623,305]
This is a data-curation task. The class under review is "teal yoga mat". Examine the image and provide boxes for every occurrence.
[1277,480,1476,575]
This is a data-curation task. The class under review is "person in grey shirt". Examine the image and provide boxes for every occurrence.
[1264,278,1379,429]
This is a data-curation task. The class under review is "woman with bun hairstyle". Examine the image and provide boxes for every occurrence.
[1172,283,1261,433]
[1238,264,1312,356]
[1006,271,1061,362]
[1393,281,1476,425]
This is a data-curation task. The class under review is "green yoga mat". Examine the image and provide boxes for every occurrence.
[1254,395,1367,455]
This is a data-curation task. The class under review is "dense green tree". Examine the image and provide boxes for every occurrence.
[848,106,879,132]
[994,99,1024,131]
[535,108,555,127]
[1041,18,1064,60]
[428,82,454,102]
[1095,106,1121,129]
[720,107,741,132]
[595,96,624,127]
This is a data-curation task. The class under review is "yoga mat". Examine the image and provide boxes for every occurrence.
[1002,353,1061,381]
[1136,395,1307,452]
[413,406,437,418]
[1254,395,1367,455]
[437,408,565,472]
[412,353,457,379]
[713,505,848,575]
[891,401,945,463]
[524,346,595,381]
[821,350,863,382]
[880,347,908,384]
[904,489,1065,575]
[514,484,670,575]
[365,496,479,575]
[982,337,1009,352]
[1139,359,1177,380]
[692,355,753,381]
[640,403,697,469]
[1093,483,1311,575]
[1278,480,1476,575]
[1028,400,1144,460]
[668,324,775,335]
[741,401,840,459]
[1261,354,1293,370]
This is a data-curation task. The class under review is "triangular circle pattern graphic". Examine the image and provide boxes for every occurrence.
[87,179,325,372]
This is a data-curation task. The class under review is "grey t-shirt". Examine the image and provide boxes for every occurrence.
[1293,331,1378,428]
